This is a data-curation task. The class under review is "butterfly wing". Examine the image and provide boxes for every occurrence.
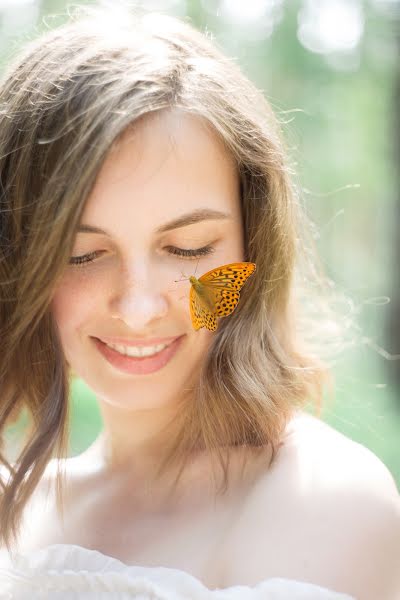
[190,285,218,331]
[212,288,241,318]
[190,262,255,330]
[198,262,256,292]
[199,262,255,318]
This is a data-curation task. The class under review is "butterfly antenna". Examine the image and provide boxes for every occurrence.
[193,258,200,278]
[174,268,189,283]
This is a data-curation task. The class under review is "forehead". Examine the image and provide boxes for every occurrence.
[81,110,241,230]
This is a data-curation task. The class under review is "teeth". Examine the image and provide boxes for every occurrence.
[105,342,170,358]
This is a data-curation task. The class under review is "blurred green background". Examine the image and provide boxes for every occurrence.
[1,0,399,486]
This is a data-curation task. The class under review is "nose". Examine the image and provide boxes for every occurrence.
[109,258,169,330]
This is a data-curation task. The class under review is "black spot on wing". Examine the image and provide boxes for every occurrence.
[214,290,240,317]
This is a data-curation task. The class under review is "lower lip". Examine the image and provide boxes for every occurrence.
[92,336,185,375]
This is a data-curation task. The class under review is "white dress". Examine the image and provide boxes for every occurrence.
[0,543,357,599]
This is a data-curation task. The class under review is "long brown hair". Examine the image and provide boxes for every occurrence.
[0,5,351,551]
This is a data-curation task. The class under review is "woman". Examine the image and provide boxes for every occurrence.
[0,5,398,599]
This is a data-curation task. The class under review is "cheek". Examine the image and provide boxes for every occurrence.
[190,329,215,377]
[51,275,101,334]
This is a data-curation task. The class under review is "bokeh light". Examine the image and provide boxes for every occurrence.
[297,0,364,55]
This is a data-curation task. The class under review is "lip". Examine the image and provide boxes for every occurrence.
[96,335,180,347]
[92,335,185,375]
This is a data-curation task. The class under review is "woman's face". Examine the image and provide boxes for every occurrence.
[51,110,244,412]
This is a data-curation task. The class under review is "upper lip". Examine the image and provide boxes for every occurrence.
[95,335,182,347]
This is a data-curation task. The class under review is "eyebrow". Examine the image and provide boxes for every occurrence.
[76,208,232,236]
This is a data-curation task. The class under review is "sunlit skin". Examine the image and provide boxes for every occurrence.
[50,109,244,482]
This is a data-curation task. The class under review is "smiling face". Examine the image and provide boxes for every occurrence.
[51,110,244,412]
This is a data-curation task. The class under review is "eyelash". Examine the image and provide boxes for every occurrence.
[69,245,215,266]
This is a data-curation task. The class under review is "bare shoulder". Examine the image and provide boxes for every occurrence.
[0,459,55,557]
[225,411,400,600]
[279,411,399,497]
[0,453,96,558]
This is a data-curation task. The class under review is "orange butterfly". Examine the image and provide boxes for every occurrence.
[188,262,256,331]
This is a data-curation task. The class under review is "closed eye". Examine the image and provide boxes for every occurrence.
[69,250,102,266]
[164,245,215,260]
[69,245,215,266]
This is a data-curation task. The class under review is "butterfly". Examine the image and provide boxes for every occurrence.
[188,262,256,331]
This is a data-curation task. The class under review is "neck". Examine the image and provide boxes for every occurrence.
[84,402,186,483]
